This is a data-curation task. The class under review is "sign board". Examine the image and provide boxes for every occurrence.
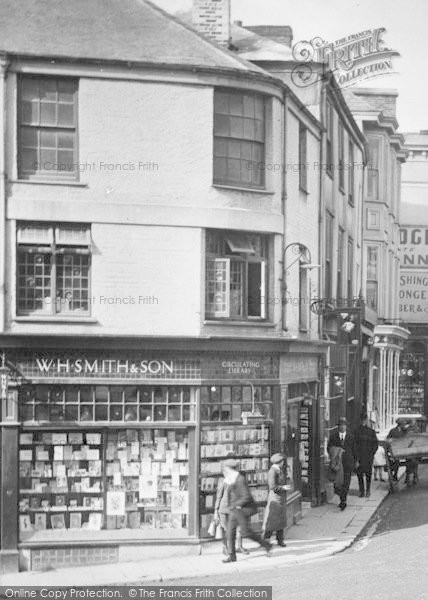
[399,228,428,322]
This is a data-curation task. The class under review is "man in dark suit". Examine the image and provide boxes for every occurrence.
[327,417,357,510]
[354,415,378,497]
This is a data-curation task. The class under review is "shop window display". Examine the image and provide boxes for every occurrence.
[18,428,189,539]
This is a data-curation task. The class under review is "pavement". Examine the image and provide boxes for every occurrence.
[0,474,396,587]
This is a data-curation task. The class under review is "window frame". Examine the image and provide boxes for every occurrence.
[326,99,334,178]
[348,141,355,206]
[338,121,345,192]
[347,236,354,302]
[299,122,308,193]
[205,230,269,321]
[325,212,334,300]
[16,223,91,317]
[17,75,79,181]
[336,227,345,301]
[213,89,266,190]
[366,245,379,311]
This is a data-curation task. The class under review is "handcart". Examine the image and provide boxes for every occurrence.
[383,432,428,492]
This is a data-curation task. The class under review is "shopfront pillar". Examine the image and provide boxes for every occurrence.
[0,370,20,574]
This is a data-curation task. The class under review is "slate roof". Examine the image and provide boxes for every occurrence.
[0,0,269,77]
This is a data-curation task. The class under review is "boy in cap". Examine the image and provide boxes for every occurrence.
[221,458,272,563]
[327,417,357,510]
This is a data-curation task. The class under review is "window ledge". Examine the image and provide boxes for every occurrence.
[14,316,98,324]
[213,184,275,195]
[204,320,276,327]
[9,179,88,188]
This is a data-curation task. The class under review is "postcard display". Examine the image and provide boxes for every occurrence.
[199,424,270,536]
[18,429,189,537]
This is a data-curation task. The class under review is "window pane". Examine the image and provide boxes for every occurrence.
[40,102,57,126]
[17,250,52,313]
[229,94,244,116]
[248,261,262,317]
[214,91,229,114]
[21,101,39,124]
[40,78,58,102]
[214,114,229,136]
[58,80,76,103]
[230,260,244,316]
[58,131,74,149]
[58,103,74,126]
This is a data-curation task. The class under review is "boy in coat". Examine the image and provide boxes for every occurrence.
[327,417,357,510]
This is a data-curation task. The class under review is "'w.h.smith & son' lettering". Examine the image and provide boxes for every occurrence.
[35,358,174,375]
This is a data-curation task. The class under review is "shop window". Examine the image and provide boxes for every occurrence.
[18,76,78,180]
[19,385,196,424]
[205,230,269,320]
[17,223,91,316]
[214,89,266,189]
[200,385,273,422]
[200,423,271,536]
[18,429,189,538]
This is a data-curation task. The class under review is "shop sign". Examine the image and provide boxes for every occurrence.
[203,354,279,380]
[399,271,428,322]
[280,356,318,382]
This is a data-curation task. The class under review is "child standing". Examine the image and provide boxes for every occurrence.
[373,444,386,481]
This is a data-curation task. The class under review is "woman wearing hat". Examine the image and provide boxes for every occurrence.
[262,453,290,547]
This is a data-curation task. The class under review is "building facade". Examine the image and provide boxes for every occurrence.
[399,132,428,420]
[0,0,329,573]
[344,89,409,435]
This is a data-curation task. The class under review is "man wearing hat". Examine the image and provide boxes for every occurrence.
[262,453,290,547]
[221,458,272,563]
[354,414,378,497]
[327,417,357,510]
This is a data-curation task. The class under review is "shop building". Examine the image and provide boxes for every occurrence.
[0,0,328,573]
[399,132,428,420]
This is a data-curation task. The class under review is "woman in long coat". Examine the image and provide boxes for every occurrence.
[263,453,289,547]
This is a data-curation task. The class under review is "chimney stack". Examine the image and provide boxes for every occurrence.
[192,0,231,47]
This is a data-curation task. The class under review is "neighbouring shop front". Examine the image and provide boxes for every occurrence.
[280,352,325,510]
[0,348,281,572]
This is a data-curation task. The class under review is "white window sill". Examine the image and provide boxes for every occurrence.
[213,184,275,195]
[14,316,98,324]
[9,179,88,188]
[204,320,275,327]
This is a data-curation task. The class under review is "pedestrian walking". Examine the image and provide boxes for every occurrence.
[404,419,419,487]
[354,415,378,497]
[373,444,386,482]
[263,453,290,547]
[327,417,357,511]
[221,458,271,563]
[214,475,249,555]
[387,417,407,481]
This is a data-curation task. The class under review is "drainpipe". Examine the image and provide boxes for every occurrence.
[0,55,8,334]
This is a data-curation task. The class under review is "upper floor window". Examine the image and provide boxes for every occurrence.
[205,230,269,320]
[326,99,334,177]
[337,227,345,300]
[366,246,379,310]
[299,123,308,192]
[17,223,90,316]
[338,122,345,191]
[348,141,355,206]
[347,237,354,301]
[18,76,78,180]
[213,90,266,189]
[367,137,381,199]
[325,212,334,300]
